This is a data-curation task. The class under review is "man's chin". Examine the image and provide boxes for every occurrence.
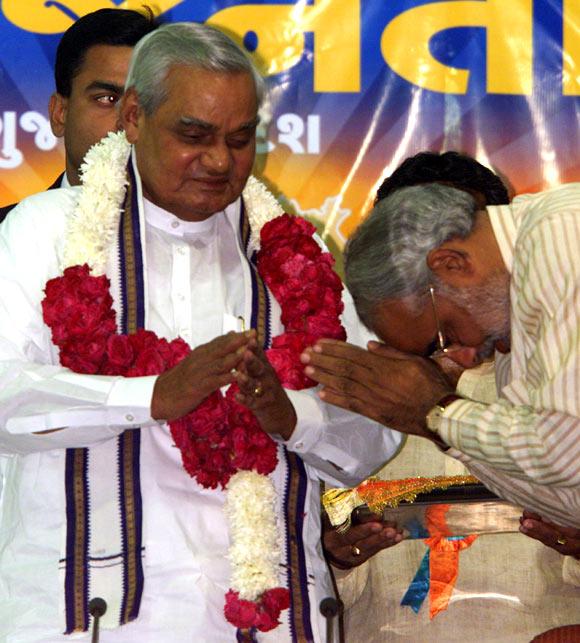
[166,195,237,221]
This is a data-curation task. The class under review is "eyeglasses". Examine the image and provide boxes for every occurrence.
[428,285,449,357]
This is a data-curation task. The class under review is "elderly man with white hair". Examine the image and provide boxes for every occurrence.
[0,22,401,641]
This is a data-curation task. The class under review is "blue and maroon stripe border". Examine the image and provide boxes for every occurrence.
[239,201,272,350]
[63,447,90,633]
[283,449,314,642]
[117,430,145,623]
[118,161,145,335]
[115,159,145,624]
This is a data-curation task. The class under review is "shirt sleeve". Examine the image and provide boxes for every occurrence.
[456,361,497,403]
[0,195,159,455]
[280,287,403,487]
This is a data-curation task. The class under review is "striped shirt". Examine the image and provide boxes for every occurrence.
[440,183,580,528]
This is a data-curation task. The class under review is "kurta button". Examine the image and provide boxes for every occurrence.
[171,220,179,228]
[295,441,304,449]
[126,414,134,422]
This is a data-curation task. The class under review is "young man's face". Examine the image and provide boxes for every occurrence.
[122,65,258,221]
[49,44,133,184]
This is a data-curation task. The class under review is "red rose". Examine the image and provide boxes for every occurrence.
[302,314,346,340]
[78,273,112,301]
[43,277,68,307]
[49,322,68,346]
[168,337,190,367]
[104,334,135,374]
[42,202,342,512]
[224,591,258,629]
[77,337,107,363]
[62,264,91,281]
[277,253,310,279]
[254,608,278,632]
[129,347,167,376]
[267,349,311,389]
[259,236,321,281]
[260,214,315,246]
[256,247,293,289]
[254,587,291,631]
[189,392,228,436]
[262,587,291,613]
[252,439,278,475]
[129,329,160,353]
[66,303,112,339]
[60,352,101,375]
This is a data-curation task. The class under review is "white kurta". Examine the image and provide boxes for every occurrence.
[0,186,402,642]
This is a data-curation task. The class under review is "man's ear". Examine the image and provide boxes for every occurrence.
[118,88,141,144]
[48,93,67,138]
[426,246,475,288]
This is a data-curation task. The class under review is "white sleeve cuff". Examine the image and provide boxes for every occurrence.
[105,375,159,427]
[5,375,159,434]
[279,388,326,454]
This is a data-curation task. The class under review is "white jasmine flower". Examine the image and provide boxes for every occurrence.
[225,470,281,600]
[243,176,284,254]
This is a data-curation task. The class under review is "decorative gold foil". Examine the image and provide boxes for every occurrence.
[323,475,479,531]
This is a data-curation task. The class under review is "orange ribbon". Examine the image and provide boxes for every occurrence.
[424,504,478,618]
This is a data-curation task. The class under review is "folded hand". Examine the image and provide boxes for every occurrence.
[233,331,297,440]
[151,331,251,421]
[300,339,453,437]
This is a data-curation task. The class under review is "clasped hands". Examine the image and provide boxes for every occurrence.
[300,339,454,439]
[151,330,296,440]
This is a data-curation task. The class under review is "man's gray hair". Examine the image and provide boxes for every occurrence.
[344,183,479,329]
[125,22,265,114]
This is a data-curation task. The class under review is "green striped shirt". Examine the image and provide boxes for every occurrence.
[440,183,580,527]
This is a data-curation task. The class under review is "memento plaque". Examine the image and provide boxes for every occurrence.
[352,484,522,538]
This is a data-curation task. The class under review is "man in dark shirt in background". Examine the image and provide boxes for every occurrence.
[0,8,158,222]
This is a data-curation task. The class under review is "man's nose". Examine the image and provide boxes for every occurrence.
[201,142,230,173]
[443,345,482,369]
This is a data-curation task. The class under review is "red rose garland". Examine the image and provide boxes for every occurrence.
[42,213,345,632]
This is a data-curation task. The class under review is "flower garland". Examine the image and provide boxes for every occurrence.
[42,131,346,632]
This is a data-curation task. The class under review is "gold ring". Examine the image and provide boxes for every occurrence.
[351,545,361,557]
[557,536,567,546]
[253,384,264,398]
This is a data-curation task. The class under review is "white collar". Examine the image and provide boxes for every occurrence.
[143,197,221,239]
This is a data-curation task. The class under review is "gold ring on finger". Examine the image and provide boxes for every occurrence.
[557,536,567,546]
[253,384,264,397]
[351,545,361,557]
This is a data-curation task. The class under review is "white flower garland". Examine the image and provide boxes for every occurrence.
[225,471,281,600]
[64,130,285,611]
[63,131,131,274]
[243,175,284,254]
